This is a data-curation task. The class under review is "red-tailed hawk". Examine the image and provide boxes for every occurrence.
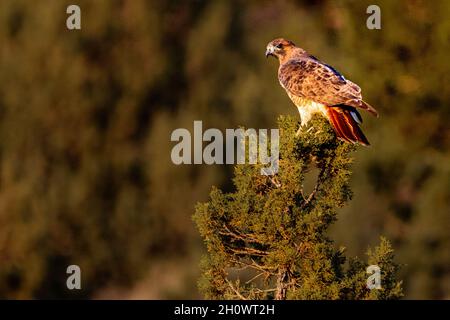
[265,38,378,146]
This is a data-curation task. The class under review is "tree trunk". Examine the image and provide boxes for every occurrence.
[275,266,290,300]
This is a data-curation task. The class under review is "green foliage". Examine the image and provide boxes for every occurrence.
[194,116,403,299]
[0,0,448,299]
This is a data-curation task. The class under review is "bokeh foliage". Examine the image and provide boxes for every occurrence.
[0,0,448,299]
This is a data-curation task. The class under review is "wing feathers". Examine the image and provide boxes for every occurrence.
[279,57,378,117]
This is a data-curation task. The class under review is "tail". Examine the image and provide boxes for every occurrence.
[326,106,370,146]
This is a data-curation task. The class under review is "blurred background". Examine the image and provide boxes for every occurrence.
[0,0,448,299]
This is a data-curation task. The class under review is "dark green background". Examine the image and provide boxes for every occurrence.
[0,0,448,299]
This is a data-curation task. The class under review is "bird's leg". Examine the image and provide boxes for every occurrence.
[297,125,314,136]
[296,107,304,136]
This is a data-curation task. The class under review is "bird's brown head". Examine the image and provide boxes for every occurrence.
[265,38,297,61]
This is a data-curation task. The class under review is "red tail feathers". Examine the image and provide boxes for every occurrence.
[326,107,370,146]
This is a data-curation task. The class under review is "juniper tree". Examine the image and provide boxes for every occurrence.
[194,115,403,300]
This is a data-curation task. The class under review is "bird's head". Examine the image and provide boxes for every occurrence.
[265,38,297,61]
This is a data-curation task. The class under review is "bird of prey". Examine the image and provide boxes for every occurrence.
[265,38,378,146]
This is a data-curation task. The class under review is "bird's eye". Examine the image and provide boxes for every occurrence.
[276,43,283,49]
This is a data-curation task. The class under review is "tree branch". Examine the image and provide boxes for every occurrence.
[275,266,291,300]
[225,279,248,300]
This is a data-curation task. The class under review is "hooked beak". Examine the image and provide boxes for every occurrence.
[265,46,274,58]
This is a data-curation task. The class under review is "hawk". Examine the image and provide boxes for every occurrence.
[265,38,378,146]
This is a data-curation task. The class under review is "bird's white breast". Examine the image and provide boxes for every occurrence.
[287,93,328,126]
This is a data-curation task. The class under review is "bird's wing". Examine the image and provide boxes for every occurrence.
[278,57,378,116]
